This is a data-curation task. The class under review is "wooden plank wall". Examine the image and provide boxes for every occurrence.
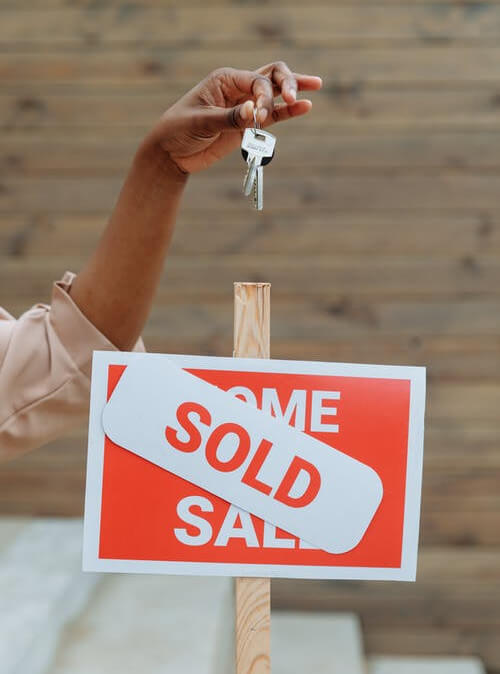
[0,1,499,670]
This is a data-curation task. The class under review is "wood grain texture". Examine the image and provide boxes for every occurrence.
[233,283,271,674]
[6,88,500,133]
[8,0,500,7]
[233,283,271,359]
[3,6,500,45]
[235,577,271,674]
[7,49,500,85]
[8,133,500,174]
[1,212,499,256]
[5,175,500,213]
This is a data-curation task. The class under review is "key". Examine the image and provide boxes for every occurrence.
[243,156,257,197]
[254,165,263,211]
[241,127,276,169]
[241,108,276,210]
[241,127,276,196]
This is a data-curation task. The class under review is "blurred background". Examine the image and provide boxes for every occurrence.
[0,1,499,673]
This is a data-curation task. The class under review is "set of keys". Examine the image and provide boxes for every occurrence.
[241,109,276,211]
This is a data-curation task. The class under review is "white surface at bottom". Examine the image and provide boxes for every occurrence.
[49,574,232,674]
[0,517,488,674]
[0,518,99,674]
[272,611,365,674]
[368,656,486,674]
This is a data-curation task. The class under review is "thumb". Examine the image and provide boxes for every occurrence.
[199,100,255,133]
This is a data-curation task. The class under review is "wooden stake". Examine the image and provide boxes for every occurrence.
[233,282,271,674]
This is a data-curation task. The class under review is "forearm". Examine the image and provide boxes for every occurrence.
[70,138,188,350]
[68,64,320,352]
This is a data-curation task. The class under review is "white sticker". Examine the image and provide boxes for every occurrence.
[102,358,383,554]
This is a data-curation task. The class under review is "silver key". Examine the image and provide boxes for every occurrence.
[241,127,275,171]
[241,127,276,195]
[243,156,257,196]
[254,165,263,211]
[241,108,276,210]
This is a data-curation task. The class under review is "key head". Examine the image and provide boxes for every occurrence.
[241,128,276,165]
[241,148,275,166]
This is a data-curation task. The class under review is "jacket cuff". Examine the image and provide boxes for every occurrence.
[49,271,146,379]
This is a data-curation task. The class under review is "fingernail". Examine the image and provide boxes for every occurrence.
[241,101,251,120]
[289,87,297,101]
[259,108,268,122]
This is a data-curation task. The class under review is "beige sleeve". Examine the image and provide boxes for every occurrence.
[0,271,145,459]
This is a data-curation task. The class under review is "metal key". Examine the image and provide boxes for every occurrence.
[241,109,276,202]
[241,127,275,194]
[254,165,263,211]
[243,155,257,196]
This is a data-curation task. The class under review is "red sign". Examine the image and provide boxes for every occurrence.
[83,353,425,581]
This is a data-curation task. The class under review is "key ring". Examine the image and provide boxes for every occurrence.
[253,106,260,135]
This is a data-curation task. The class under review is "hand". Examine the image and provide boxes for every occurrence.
[147,62,322,174]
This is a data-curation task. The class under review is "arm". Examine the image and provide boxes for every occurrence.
[69,63,322,350]
[68,142,187,351]
[0,62,321,456]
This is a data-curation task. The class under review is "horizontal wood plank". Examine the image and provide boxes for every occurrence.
[141,335,498,382]
[7,0,500,8]
[4,48,500,84]
[6,132,500,174]
[422,511,500,546]
[2,253,500,299]
[3,86,500,131]
[0,296,500,344]
[0,313,497,378]
[1,7,500,45]
[3,174,500,212]
[1,212,499,258]
[272,549,500,625]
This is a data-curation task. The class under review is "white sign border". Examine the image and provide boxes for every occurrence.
[83,351,426,581]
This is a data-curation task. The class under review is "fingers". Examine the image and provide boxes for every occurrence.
[251,75,275,124]
[230,99,255,129]
[294,73,323,91]
[206,65,321,131]
[257,62,322,102]
[195,99,254,133]
[264,99,313,126]
[249,64,321,122]
[268,61,298,104]
[201,97,312,134]
[210,68,274,125]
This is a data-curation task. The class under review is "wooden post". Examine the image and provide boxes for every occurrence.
[233,282,271,674]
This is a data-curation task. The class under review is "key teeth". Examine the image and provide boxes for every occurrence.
[252,166,263,211]
[257,166,263,211]
[243,157,256,197]
[243,167,250,195]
